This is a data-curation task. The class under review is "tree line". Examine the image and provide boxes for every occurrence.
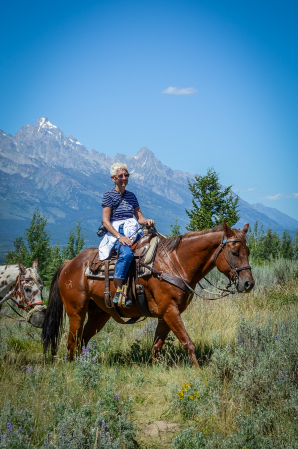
[6,167,298,282]
[6,210,85,287]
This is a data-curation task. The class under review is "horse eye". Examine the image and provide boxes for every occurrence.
[232,251,239,257]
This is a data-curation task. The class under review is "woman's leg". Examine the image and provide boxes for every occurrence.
[113,244,134,303]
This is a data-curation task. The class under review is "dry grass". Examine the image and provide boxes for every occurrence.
[0,271,298,448]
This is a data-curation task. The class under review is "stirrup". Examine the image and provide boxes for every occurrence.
[113,290,121,304]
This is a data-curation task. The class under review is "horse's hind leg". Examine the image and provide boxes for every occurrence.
[163,307,199,368]
[82,299,111,347]
[64,301,89,360]
[150,319,171,363]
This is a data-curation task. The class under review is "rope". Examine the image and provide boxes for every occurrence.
[26,304,47,322]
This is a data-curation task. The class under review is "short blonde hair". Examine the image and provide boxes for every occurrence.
[110,163,129,177]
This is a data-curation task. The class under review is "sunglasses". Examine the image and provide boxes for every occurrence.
[115,174,130,179]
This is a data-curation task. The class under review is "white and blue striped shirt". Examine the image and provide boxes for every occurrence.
[102,188,139,223]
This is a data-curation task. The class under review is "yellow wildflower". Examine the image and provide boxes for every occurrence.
[188,395,194,400]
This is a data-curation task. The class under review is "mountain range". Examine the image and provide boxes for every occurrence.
[0,117,297,261]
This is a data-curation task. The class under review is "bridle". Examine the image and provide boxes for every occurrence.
[213,231,251,289]
[154,228,252,299]
[11,271,44,311]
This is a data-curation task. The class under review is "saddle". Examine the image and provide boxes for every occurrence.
[85,230,159,317]
[87,231,159,279]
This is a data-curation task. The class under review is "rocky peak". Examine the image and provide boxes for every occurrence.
[35,117,58,131]
[134,146,154,159]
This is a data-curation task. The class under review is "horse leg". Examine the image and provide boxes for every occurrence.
[163,307,199,367]
[150,319,171,363]
[82,299,111,347]
[65,302,89,359]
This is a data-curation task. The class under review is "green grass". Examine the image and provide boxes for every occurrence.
[1,259,298,448]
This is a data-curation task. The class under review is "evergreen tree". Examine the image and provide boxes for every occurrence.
[62,220,86,260]
[247,221,265,261]
[6,210,51,278]
[293,229,298,260]
[6,236,30,266]
[43,244,64,288]
[185,167,240,231]
[166,217,181,238]
[263,228,280,260]
[24,210,51,276]
[280,229,293,259]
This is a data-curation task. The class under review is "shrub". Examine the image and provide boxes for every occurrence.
[171,379,221,419]
[172,317,298,448]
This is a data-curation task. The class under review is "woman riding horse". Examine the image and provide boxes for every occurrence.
[99,162,154,305]
[43,218,255,366]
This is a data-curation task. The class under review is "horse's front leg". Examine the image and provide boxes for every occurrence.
[151,318,171,363]
[163,306,199,367]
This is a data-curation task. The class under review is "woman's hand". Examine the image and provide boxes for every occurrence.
[118,235,133,246]
[145,218,155,227]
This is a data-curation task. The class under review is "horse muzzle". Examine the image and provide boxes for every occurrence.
[236,277,255,293]
[27,306,47,328]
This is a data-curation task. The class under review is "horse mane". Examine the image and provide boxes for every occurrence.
[159,224,224,254]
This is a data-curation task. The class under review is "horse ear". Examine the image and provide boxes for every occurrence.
[32,259,38,270]
[18,262,26,275]
[223,220,233,237]
[242,224,249,234]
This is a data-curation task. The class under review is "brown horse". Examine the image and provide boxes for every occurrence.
[42,221,254,367]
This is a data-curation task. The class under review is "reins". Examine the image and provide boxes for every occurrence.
[150,227,251,300]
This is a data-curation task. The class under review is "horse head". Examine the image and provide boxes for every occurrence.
[214,221,255,293]
[16,260,46,327]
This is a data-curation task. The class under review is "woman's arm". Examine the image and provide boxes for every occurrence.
[102,206,133,246]
[134,207,154,226]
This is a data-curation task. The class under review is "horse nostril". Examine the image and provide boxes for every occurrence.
[244,281,251,290]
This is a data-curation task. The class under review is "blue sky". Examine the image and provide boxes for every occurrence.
[1,0,297,219]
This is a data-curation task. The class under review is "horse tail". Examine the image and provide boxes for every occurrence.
[42,261,68,356]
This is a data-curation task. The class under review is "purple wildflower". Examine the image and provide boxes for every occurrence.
[7,423,13,433]
[275,334,279,339]
[114,394,119,401]
[92,344,96,349]
[26,366,33,373]
[102,420,107,430]
[113,369,117,374]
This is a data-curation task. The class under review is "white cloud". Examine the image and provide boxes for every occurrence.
[264,193,298,200]
[234,188,256,193]
[161,86,198,95]
[264,193,284,200]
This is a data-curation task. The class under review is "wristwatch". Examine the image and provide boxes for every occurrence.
[117,234,121,240]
